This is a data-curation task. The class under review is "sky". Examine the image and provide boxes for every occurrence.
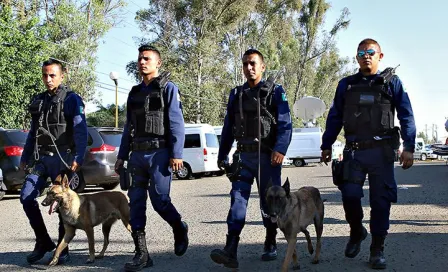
[91,0,448,142]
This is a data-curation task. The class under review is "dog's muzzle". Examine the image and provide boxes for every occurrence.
[42,198,60,215]
[270,214,278,223]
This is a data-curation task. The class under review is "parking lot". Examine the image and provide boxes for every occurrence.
[0,162,447,271]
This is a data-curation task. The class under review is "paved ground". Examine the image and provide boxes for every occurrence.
[0,161,447,271]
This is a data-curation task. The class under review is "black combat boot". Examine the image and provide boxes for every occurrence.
[27,237,56,264]
[210,235,240,269]
[172,221,189,256]
[345,225,367,258]
[124,230,153,272]
[369,235,387,269]
[261,228,277,261]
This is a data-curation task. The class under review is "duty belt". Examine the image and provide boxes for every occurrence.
[347,139,391,150]
[132,139,165,151]
[237,143,271,153]
[38,145,71,155]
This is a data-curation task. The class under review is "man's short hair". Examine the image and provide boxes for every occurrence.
[358,38,381,52]
[42,59,64,72]
[243,48,264,63]
[138,44,161,59]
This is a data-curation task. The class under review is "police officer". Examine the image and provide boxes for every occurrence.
[19,59,88,264]
[115,45,188,271]
[321,38,416,269]
[210,49,292,269]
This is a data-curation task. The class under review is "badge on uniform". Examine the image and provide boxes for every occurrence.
[80,106,85,114]
[281,93,287,101]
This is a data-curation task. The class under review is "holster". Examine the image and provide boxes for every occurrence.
[389,126,401,150]
[331,160,344,186]
[224,152,244,182]
[118,167,131,191]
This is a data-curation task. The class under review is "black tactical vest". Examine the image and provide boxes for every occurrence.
[232,85,277,146]
[28,86,74,147]
[343,73,395,138]
[128,82,167,139]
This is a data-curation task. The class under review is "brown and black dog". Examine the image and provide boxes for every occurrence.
[41,174,131,266]
[266,178,325,271]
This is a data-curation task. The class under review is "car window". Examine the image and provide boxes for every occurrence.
[205,133,219,148]
[87,133,94,146]
[5,131,28,145]
[185,134,201,148]
[99,131,122,147]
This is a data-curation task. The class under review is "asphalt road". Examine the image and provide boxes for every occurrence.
[0,161,447,271]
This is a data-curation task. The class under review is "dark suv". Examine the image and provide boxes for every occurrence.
[0,127,122,199]
[73,126,122,192]
[0,128,28,200]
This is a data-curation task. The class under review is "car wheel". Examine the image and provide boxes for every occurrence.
[69,171,86,193]
[421,154,427,161]
[0,191,5,201]
[293,159,305,167]
[176,163,192,180]
[101,182,119,191]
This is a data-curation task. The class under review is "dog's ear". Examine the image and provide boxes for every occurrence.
[61,174,70,189]
[54,174,63,185]
[282,177,290,197]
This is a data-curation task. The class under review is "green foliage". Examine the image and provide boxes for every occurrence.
[127,0,352,128]
[0,6,50,128]
[86,103,126,127]
[0,1,125,128]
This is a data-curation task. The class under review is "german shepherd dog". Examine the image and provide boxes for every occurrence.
[266,178,325,271]
[41,174,131,266]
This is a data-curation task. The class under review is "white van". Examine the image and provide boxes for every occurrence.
[213,126,237,163]
[175,124,220,179]
[285,127,323,167]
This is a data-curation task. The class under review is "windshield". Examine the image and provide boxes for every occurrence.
[5,131,28,145]
[99,131,122,147]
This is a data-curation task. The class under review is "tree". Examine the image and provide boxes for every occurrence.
[86,103,126,127]
[0,6,50,129]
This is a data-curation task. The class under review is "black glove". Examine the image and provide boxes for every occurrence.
[217,159,226,171]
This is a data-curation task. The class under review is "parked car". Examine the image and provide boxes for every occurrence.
[0,128,28,200]
[0,126,122,199]
[74,126,123,192]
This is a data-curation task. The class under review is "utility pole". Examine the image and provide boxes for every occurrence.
[425,124,428,140]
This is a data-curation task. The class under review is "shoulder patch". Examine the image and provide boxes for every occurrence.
[281,93,287,101]
[79,106,85,115]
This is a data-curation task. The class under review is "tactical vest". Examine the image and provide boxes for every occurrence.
[232,85,277,147]
[343,73,395,138]
[28,86,74,147]
[128,83,167,139]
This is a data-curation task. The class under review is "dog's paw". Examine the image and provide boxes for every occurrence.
[48,258,58,267]
[86,258,95,264]
[293,264,300,270]
[311,259,319,264]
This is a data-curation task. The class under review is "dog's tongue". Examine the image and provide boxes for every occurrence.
[48,201,57,215]
[270,217,278,223]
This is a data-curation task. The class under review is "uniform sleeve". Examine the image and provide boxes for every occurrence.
[321,79,346,150]
[165,82,185,159]
[272,85,292,155]
[117,94,132,160]
[21,119,37,165]
[218,90,236,161]
[391,76,416,152]
[64,94,88,165]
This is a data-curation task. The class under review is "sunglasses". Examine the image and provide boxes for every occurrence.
[357,49,377,58]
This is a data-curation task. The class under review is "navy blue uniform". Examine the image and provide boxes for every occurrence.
[20,90,88,246]
[321,71,416,236]
[118,81,185,231]
[219,81,292,236]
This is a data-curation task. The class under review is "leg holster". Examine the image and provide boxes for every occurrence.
[130,167,150,189]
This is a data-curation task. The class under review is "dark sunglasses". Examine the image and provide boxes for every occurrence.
[357,49,377,57]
